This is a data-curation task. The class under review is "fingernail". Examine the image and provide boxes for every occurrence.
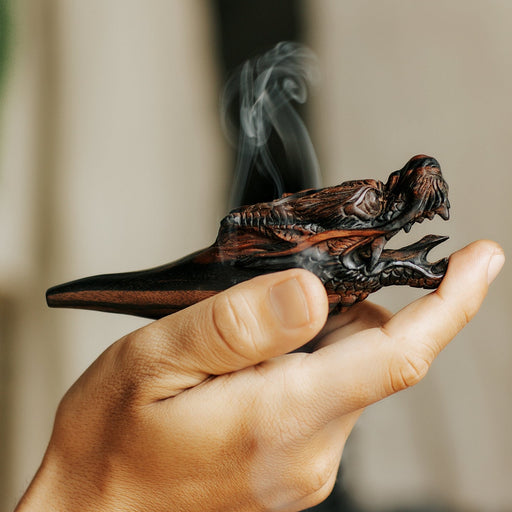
[269,277,310,329]
[487,251,505,284]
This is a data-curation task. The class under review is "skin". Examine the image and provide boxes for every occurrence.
[16,240,504,512]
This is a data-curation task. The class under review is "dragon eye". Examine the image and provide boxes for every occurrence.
[345,186,383,220]
[362,189,380,212]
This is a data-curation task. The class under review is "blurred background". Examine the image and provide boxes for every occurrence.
[0,1,511,511]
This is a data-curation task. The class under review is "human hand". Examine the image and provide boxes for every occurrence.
[16,240,504,512]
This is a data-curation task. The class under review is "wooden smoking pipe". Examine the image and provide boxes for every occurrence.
[46,155,450,319]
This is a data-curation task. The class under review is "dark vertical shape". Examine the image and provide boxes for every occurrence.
[210,3,355,510]
[212,0,303,76]
[212,0,318,209]
[0,0,10,97]
[220,42,321,209]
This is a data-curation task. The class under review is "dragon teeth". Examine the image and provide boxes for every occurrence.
[369,236,386,270]
[435,204,450,220]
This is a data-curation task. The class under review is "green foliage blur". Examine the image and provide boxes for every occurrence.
[0,0,9,97]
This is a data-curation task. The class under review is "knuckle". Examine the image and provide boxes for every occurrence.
[305,473,338,509]
[456,302,474,330]
[211,293,262,363]
[435,289,477,334]
[387,350,430,393]
[298,455,336,498]
[118,330,150,365]
[113,329,160,383]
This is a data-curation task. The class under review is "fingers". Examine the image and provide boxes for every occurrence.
[301,301,392,353]
[317,301,392,347]
[123,269,328,398]
[294,240,504,424]
[384,239,504,355]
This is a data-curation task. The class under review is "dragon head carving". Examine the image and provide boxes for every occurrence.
[217,154,450,311]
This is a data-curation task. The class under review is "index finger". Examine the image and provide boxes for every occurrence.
[293,240,504,424]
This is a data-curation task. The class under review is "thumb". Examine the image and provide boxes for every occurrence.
[125,269,328,398]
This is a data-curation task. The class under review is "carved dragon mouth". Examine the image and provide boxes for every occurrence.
[343,154,450,284]
[345,204,450,283]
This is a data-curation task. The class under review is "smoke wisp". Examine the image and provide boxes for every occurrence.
[221,42,321,208]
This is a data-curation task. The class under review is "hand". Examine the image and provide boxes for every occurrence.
[16,240,504,512]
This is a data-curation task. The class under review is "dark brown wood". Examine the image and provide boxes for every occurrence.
[46,155,450,319]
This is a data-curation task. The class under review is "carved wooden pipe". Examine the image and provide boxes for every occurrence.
[46,155,450,319]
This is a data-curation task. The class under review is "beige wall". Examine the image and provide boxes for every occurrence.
[0,1,228,508]
[307,1,512,510]
[0,1,510,511]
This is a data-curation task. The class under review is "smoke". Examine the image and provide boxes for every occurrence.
[221,42,321,208]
